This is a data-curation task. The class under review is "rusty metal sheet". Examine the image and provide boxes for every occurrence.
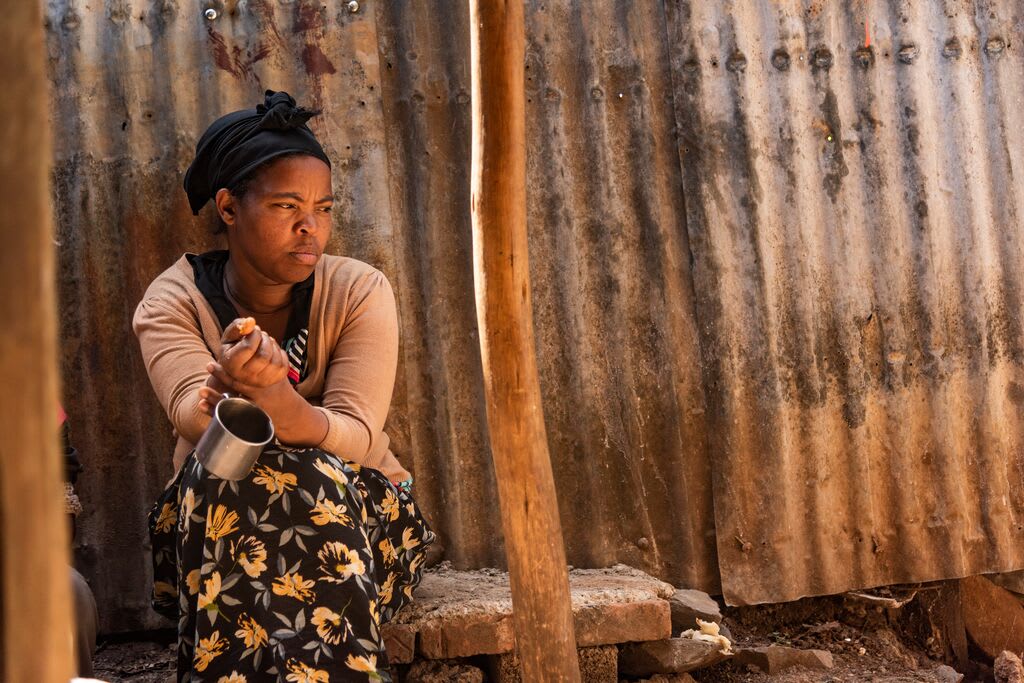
[666,0,1024,604]
[46,0,717,632]
[45,0,1024,633]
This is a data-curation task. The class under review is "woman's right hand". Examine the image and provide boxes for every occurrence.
[206,317,290,392]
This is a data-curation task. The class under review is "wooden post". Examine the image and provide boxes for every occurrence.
[468,1,581,680]
[0,1,74,681]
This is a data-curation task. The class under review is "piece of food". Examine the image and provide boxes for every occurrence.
[236,317,257,336]
[680,618,733,654]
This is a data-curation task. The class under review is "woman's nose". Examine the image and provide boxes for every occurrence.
[295,211,316,233]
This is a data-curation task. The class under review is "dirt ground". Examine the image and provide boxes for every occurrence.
[92,597,981,683]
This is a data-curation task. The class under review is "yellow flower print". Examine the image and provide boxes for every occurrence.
[378,538,397,567]
[400,527,421,552]
[313,459,350,489]
[272,572,316,603]
[153,581,176,601]
[186,569,201,596]
[379,572,397,604]
[310,499,353,527]
[194,630,228,672]
[181,487,197,519]
[206,505,240,541]
[311,606,352,645]
[379,489,400,522]
[217,673,247,683]
[317,542,366,583]
[230,536,268,578]
[368,599,380,626]
[197,572,221,610]
[234,613,268,649]
[252,464,297,495]
[285,659,330,682]
[154,502,177,533]
[345,653,380,674]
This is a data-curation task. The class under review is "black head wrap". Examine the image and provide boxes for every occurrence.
[183,90,332,215]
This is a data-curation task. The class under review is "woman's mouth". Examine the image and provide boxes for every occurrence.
[290,251,319,266]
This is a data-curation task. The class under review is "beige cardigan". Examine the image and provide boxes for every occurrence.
[132,254,410,482]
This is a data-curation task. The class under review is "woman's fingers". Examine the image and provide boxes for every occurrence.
[207,362,245,394]
[222,326,263,369]
[221,317,256,345]
[242,333,292,385]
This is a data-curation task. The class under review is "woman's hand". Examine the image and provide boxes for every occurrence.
[197,317,328,447]
[197,317,290,415]
[211,317,289,388]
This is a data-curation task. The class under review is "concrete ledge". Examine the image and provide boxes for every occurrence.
[384,563,674,660]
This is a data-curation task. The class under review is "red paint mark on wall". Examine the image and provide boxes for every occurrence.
[207,26,274,81]
[302,44,336,76]
[294,0,324,33]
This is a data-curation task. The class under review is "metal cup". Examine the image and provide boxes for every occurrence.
[195,396,275,480]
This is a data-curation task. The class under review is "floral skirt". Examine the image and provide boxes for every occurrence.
[149,446,435,682]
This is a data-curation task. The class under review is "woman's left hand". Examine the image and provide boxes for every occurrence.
[198,324,291,415]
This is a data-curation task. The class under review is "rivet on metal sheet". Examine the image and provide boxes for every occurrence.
[985,37,1006,57]
[347,0,360,13]
[853,46,874,69]
[897,44,919,64]
[943,37,962,59]
[812,47,833,71]
[203,7,218,20]
[726,50,747,73]
[771,49,791,71]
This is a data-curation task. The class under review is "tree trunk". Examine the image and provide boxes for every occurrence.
[0,2,74,681]
[468,1,581,680]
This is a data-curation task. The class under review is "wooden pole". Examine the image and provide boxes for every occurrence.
[0,1,74,681]
[468,2,581,680]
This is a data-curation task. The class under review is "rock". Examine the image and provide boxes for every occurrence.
[402,565,673,658]
[933,664,965,682]
[406,660,484,683]
[732,646,834,674]
[669,589,722,633]
[995,651,1024,683]
[577,645,618,682]
[382,623,416,664]
[629,675,698,683]
[961,576,1024,658]
[618,638,727,676]
[574,599,672,648]
[417,613,514,659]
[491,645,617,683]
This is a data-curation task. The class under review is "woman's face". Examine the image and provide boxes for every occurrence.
[218,154,333,285]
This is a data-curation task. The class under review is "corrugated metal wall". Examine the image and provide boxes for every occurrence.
[44,0,1024,632]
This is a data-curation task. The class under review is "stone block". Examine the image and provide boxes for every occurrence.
[401,564,673,659]
[631,676,698,683]
[405,659,483,683]
[417,613,514,659]
[996,651,1024,683]
[618,638,726,676]
[733,646,833,674]
[934,664,965,683]
[491,645,617,683]
[574,599,671,647]
[669,589,722,634]
[382,623,416,665]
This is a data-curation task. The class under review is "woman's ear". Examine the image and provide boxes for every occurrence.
[214,188,237,226]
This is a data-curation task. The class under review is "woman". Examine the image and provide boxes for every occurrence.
[135,91,434,682]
